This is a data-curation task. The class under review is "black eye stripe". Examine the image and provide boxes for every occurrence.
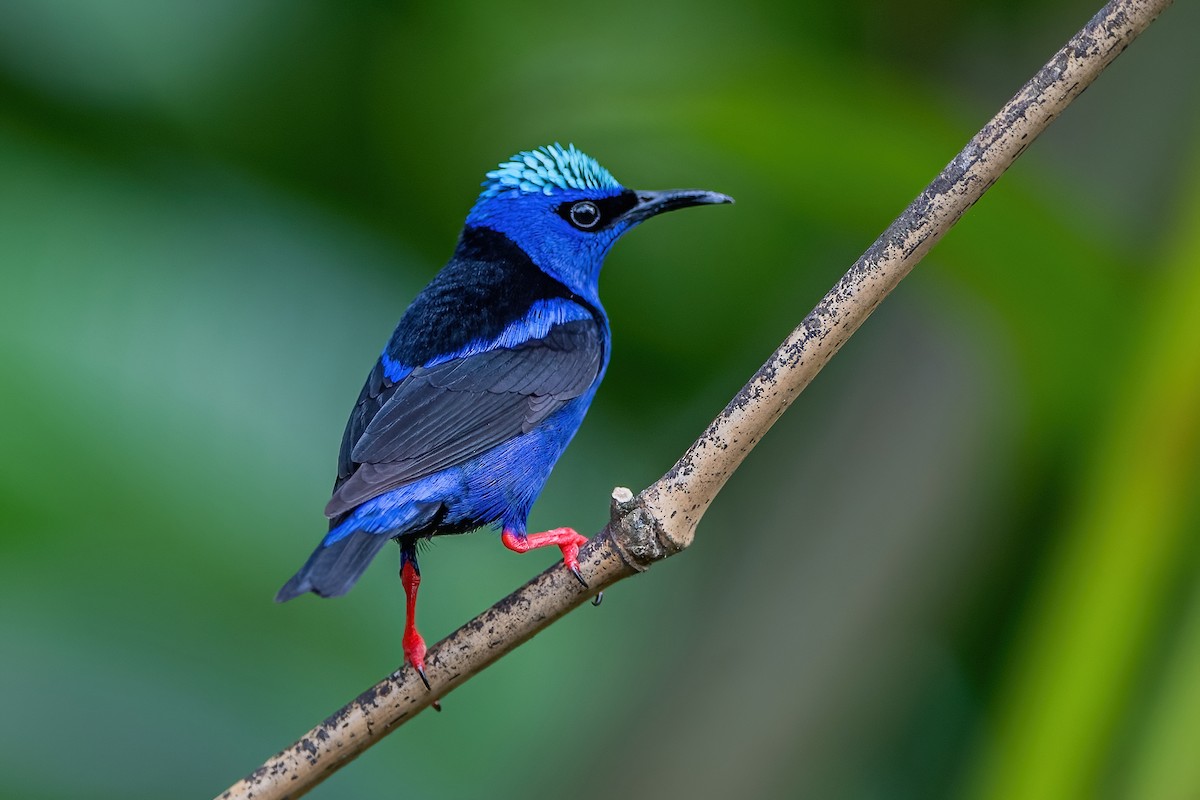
[556,190,638,232]
[594,191,637,221]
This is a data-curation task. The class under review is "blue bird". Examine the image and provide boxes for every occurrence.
[277,144,732,686]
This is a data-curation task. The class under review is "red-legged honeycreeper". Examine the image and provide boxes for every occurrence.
[277,144,732,687]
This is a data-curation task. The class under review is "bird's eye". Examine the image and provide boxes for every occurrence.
[568,201,600,229]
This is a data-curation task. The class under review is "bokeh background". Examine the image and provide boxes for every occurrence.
[2,0,1198,798]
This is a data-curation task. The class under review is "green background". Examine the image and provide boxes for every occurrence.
[2,1,1198,798]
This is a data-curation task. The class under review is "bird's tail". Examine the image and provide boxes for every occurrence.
[275,502,442,602]
[275,529,393,601]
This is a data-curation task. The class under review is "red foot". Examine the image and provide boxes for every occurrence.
[501,527,591,587]
[400,560,430,690]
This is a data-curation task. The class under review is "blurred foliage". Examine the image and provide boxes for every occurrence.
[0,1,1197,798]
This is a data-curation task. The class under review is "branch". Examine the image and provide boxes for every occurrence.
[220,1,1173,796]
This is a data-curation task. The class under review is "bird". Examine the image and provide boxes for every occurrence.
[276,143,732,688]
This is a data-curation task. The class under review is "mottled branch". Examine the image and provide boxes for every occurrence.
[219,1,1173,796]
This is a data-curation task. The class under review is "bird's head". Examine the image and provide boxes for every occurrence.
[464,144,732,302]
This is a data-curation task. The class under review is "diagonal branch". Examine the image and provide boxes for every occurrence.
[220,0,1173,796]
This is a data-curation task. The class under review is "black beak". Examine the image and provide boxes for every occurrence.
[619,189,734,225]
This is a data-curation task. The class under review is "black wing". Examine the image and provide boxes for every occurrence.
[325,318,603,519]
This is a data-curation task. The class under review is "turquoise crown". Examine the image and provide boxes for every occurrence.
[481,143,621,199]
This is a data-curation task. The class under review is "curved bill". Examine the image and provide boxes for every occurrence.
[619,189,734,225]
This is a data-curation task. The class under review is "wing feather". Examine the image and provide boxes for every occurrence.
[325,318,602,518]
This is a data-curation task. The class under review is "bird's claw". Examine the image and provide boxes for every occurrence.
[414,663,442,711]
[567,556,602,603]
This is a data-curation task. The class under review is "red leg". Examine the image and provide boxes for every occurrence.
[501,527,591,587]
[400,559,430,690]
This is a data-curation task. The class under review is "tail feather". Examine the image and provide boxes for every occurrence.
[275,501,443,602]
[275,530,392,601]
